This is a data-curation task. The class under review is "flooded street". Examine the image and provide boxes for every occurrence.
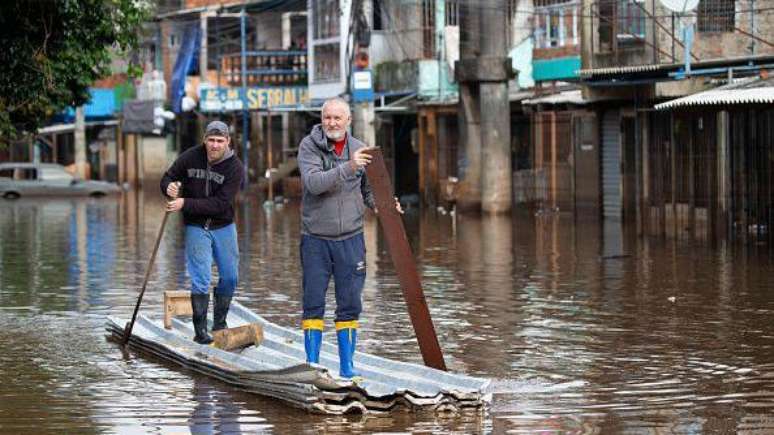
[3,192,774,433]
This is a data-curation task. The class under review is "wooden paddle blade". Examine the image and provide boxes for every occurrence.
[363,148,447,371]
[212,323,264,351]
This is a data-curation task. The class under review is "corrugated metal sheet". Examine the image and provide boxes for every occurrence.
[523,90,585,106]
[655,77,774,109]
[579,63,667,77]
[602,110,621,219]
[107,301,490,414]
[580,55,774,80]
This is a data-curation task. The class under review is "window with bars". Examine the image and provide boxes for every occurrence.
[617,0,646,45]
[698,0,735,33]
[313,0,339,39]
[422,0,435,59]
[445,0,458,26]
[534,1,579,49]
[506,0,517,44]
[313,43,340,83]
[598,0,614,50]
[597,0,645,51]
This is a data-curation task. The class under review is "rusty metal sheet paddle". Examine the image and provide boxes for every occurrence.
[364,148,447,371]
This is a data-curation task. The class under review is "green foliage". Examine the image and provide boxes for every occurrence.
[0,0,149,146]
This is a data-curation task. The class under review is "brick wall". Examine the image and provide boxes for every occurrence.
[533,45,580,60]
[184,0,222,9]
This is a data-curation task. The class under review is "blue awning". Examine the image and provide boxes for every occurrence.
[58,88,118,121]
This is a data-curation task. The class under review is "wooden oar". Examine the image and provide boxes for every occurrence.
[364,148,447,371]
[122,209,171,346]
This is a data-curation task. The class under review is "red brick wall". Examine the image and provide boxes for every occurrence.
[93,74,129,88]
[533,45,580,60]
[184,0,223,8]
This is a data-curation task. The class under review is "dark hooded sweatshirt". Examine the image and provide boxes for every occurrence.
[160,145,244,230]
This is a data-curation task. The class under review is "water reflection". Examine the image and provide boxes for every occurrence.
[3,191,774,432]
[187,377,270,434]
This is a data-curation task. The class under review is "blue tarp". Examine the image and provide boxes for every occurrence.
[58,88,117,122]
[170,23,200,113]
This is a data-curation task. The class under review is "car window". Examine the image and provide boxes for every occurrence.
[0,169,13,179]
[40,167,73,182]
[14,168,37,180]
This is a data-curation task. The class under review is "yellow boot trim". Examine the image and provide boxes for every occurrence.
[335,320,359,331]
[302,319,324,331]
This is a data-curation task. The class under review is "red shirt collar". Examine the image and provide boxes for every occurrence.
[330,134,347,156]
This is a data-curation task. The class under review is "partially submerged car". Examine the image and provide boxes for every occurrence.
[0,162,121,199]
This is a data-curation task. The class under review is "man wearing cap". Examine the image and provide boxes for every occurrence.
[160,120,244,344]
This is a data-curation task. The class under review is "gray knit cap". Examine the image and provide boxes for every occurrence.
[205,120,229,137]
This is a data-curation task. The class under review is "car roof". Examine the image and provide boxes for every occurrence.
[0,162,65,169]
[0,162,35,169]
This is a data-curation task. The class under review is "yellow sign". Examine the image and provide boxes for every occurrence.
[199,87,309,112]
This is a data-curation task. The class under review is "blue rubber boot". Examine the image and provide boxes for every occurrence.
[302,319,324,364]
[336,321,361,379]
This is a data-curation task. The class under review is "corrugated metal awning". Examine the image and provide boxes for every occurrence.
[580,55,774,82]
[523,89,585,105]
[38,120,118,135]
[655,76,774,110]
[579,63,669,78]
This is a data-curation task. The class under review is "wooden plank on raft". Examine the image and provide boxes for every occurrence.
[212,323,264,351]
[364,148,447,371]
[164,291,193,329]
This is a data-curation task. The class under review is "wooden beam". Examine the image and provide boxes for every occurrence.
[164,291,192,329]
[212,323,263,351]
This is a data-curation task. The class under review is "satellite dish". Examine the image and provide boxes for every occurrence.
[658,0,699,13]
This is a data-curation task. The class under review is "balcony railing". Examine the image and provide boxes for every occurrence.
[219,50,308,87]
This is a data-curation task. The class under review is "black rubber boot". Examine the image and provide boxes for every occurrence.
[212,293,232,332]
[191,293,213,344]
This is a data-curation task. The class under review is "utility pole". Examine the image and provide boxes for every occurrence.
[352,102,375,146]
[200,10,209,86]
[456,0,512,213]
[350,0,375,146]
[74,106,88,179]
[455,0,482,212]
[479,0,512,213]
[240,8,250,187]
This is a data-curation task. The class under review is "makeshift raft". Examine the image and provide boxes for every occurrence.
[106,301,490,414]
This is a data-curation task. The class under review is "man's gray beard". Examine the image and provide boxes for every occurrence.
[324,129,345,141]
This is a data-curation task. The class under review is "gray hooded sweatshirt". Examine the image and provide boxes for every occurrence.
[298,124,375,240]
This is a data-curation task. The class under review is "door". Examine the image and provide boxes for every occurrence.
[573,112,599,214]
[601,110,622,220]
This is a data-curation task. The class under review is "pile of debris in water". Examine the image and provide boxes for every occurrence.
[106,301,491,414]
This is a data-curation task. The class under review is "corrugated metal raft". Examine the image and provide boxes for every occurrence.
[106,301,491,414]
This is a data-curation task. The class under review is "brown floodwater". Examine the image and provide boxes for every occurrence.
[2,191,774,433]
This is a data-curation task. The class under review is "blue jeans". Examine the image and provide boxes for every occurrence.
[185,223,239,296]
[301,233,366,322]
